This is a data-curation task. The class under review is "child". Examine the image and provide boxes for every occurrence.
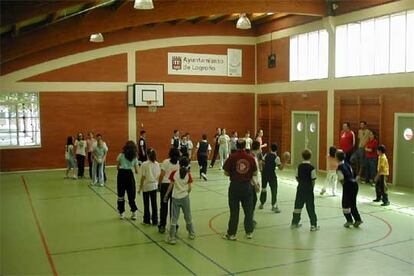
[171,130,180,149]
[138,130,147,164]
[196,134,211,181]
[218,128,230,169]
[186,133,194,159]
[259,143,285,213]
[180,134,189,158]
[158,148,180,233]
[74,132,87,178]
[244,131,253,151]
[336,150,363,228]
[291,149,319,231]
[321,146,338,196]
[230,131,238,153]
[116,141,139,220]
[164,156,195,245]
[209,127,221,168]
[86,132,96,179]
[365,131,378,186]
[92,136,107,186]
[250,141,263,226]
[65,136,77,179]
[139,148,161,225]
[373,145,390,206]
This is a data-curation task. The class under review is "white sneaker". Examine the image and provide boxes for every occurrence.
[344,222,353,228]
[320,188,326,195]
[120,213,125,220]
[131,211,137,220]
[290,223,302,229]
[272,206,281,213]
[310,225,320,231]
[201,173,208,181]
[246,233,253,239]
[72,176,78,179]
[168,237,177,245]
[188,233,196,240]
[100,183,104,187]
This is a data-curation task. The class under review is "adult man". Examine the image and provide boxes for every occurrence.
[339,122,355,164]
[351,121,370,182]
[209,127,221,168]
[222,139,258,240]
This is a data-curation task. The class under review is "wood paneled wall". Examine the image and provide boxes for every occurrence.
[334,88,414,182]
[256,38,290,84]
[257,91,327,170]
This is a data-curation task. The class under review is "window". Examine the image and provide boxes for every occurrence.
[0,92,41,148]
[290,30,329,81]
[335,10,414,77]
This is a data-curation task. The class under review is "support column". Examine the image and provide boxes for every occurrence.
[127,50,137,142]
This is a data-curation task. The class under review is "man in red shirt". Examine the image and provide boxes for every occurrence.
[223,139,258,240]
[339,122,355,164]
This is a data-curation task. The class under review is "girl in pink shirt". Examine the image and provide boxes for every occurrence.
[321,146,338,196]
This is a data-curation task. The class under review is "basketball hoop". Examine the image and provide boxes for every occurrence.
[147,100,158,112]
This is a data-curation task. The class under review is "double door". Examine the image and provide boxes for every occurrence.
[292,112,319,170]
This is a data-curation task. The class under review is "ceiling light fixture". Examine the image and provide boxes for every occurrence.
[134,0,154,10]
[236,13,251,29]
[89,33,104,43]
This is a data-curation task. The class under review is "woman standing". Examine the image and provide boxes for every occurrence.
[75,132,87,179]
[86,132,96,179]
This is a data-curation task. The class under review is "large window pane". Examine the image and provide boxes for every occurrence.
[318,30,329,78]
[307,31,319,79]
[290,36,298,81]
[374,16,390,74]
[298,33,308,80]
[390,12,406,73]
[360,19,375,75]
[407,10,414,72]
[335,25,348,77]
[347,23,361,76]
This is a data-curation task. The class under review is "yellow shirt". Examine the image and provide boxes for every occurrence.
[377,153,389,176]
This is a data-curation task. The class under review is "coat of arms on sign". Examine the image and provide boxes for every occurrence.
[172,56,182,70]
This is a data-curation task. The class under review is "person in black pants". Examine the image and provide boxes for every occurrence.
[290,149,319,231]
[116,141,139,220]
[209,127,221,168]
[138,130,147,164]
[158,148,180,233]
[259,143,285,213]
[222,139,258,240]
[196,134,211,181]
[336,150,363,228]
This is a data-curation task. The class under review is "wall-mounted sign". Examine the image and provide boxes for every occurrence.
[168,50,242,77]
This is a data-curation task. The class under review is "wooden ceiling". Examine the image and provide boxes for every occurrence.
[0,0,397,64]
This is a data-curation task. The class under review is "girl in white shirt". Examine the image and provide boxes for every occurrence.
[157,148,180,233]
[65,136,77,179]
[139,148,161,226]
[164,157,195,245]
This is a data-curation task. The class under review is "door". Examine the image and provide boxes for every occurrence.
[395,114,414,187]
[292,112,319,170]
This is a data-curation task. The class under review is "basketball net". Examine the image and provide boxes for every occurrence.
[147,100,158,112]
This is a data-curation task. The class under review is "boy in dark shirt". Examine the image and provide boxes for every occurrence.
[291,149,319,231]
[259,143,285,213]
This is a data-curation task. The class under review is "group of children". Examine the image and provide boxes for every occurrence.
[64,132,108,186]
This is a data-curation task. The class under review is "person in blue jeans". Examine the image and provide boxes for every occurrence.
[164,156,195,245]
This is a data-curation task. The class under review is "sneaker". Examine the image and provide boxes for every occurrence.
[100,183,104,187]
[188,233,196,240]
[141,222,151,226]
[209,165,213,168]
[246,233,253,239]
[168,237,177,245]
[353,220,363,228]
[290,223,302,229]
[343,221,353,228]
[120,212,125,220]
[258,204,264,210]
[131,211,137,220]
[272,206,281,213]
[373,199,381,202]
[371,182,375,187]
[72,176,78,179]
[201,173,208,181]
[381,202,390,206]
[158,225,166,234]
[222,234,237,241]
[310,225,320,231]
[320,188,326,195]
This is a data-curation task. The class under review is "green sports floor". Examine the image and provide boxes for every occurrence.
[1,165,413,276]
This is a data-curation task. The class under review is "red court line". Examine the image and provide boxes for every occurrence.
[21,176,59,276]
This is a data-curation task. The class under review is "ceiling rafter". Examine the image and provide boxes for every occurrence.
[1,0,327,63]
[253,13,291,25]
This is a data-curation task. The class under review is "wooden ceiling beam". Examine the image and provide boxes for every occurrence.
[0,1,96,27]
[1,0,327,63]
[191,16,210,24]
[253,13,291,25]
[212,14,235,24]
